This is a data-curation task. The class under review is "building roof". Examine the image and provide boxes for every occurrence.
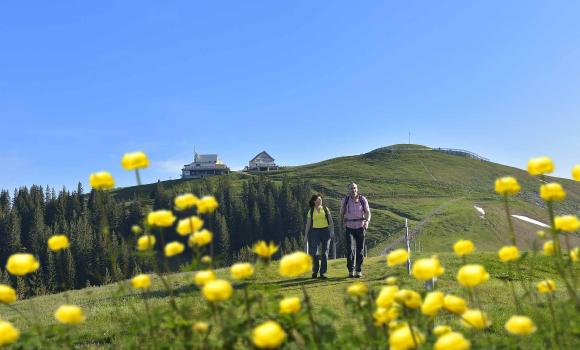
[249,151,275,163]
[195,153,219,163]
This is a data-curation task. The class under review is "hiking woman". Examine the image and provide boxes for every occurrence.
[304,194,334,279]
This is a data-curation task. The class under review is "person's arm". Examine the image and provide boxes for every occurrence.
[363,198,371,230]
[327,208,335,237]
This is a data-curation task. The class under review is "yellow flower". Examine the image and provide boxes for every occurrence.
[279,297,301,314]
[457,264,489,287]
[527,156,554,176]
[505,315,537,336]
[0,320,19,346]
[453,240,475,257]
[252,241,279,259]
[131,225,142,234]
[434,332,471,350]
[230,263,255,280]
[443,294,467,314]
[386,276,399,285]
[189,229,213,247]
[536,230,546,238]
[498,246,520,262]
[121,151,149,170]
[6,253,40,276]
[54,305,86,324]
[389,324,425,350]
[433,325,452,337]
[387,249,409,267]
[279,252,312,277]
[347,282,368,297]
[0,285,17,304]
[543,240,554,256]
[461,309,491,329]
[164,241,185,257]
[376,286,399,308]
[202,279,233,302]
[137,235,156,251]
[176,216,204,236]
[536,279,556,294]
[174,193,199,211]
[573,164,580,181]
[201,255,212,264]
[494,177,521,196]
[373,307,398,325]
[147,210,176,227]
[48,235,70,251]
[394,290,422,309]
[540,183,566,201]
[554,215,580,232]
[193,321,209,333]
[196,195,219,214]
[89,171,115,190]
[571,247,579,262]
[421,291,444,316]
[194,270,216,287]
[411,256,445,281]
[252,321,286,349]
[131,274,151,289]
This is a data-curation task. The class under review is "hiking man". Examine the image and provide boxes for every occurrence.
[340,182,371,278]
[304,194,334,279]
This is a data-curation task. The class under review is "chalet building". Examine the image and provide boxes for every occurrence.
[245,151,278,172]
[181,153,230,179]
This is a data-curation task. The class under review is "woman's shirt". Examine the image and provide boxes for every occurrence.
[307,207,330,228]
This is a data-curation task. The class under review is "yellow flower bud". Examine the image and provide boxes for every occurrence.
[387,249,409,267]
[131,274,151,289]
[230,263,255,280]
[164,241,184,257]
[527,156,554,176]
[376,286,399,308]
[0,320,19,346]
[174,193,199,211]
[457,264,489,287]
[573,164,580,181]
[554,215,580,232]
[540,183,566,202]
[48,235,70,251]
[194,270,216,287]
[434,331,471,350]
[252,241,279,259]
[6,253,40,276]
[389,324,425,350]
[196,196,219,214]
[193,321,209,333]
[394,290,422,309]
[137,235,156,251]
[536,230,546,238]
[131,225,142,234]
[494,176,521,196]
[279,297,301,314]
[202,279,233,302]
[279,252,312,277]
[89,171,115,190]
[176,216,204,236]
[498,246,520,262]
[347,282,368,297]
[505,315,537,336]
[201,255,212,264]
[0,285,17,304]
[252,321,286,349]
[147,210,176,227]
[543,241,554,256]
[433,325,452,337]
[571,247,579,262]
[411,256,445,281]
[536,279,556,294]
[121,151,149,170]
[443,294,467,315]
[373,307,399,325]
[54,305,86,324]
[453,240,475,257]
[385,276,399,285]
[421,291,444,316]
[189,229,213,247]
[461,309,491,330]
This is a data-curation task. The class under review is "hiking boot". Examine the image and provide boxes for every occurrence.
[318,274,328,279]
[355,272,363,278]
[348,272,355,278]
[312,273,318,279]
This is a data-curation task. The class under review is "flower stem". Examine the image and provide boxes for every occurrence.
[503,194,517,245]
[301,285,321,350]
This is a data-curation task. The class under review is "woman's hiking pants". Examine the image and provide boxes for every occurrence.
[308,227,331,275]
[345,227,365,273]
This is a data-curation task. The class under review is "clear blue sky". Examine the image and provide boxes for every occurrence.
[1,1,579,191]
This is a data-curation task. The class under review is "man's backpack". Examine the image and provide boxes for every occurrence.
[309,206,330,228]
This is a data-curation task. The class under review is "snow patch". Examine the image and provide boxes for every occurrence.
[511,215,550,228]
[473,205,485,218]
